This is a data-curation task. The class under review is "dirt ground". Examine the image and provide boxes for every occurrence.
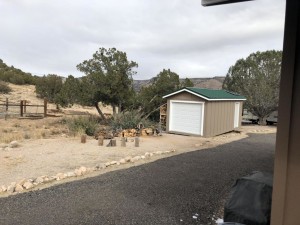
[0,122,276,195]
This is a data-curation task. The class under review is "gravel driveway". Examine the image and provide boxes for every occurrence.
[0,133,275,225]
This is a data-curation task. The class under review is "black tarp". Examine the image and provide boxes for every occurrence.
[224,171,273,225]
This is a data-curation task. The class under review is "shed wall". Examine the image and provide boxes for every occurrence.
[203,101,243,137]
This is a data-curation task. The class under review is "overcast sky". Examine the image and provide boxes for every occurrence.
[0,0,285,80]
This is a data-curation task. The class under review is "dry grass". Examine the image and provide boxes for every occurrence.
[0,117,69,143]
[0,83,113,144]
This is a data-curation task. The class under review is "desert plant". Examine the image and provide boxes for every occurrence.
[65,116,100,136]
[109,110,153,131]
[0,81,12,93]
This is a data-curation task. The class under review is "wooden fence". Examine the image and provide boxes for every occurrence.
[0,98,47,118]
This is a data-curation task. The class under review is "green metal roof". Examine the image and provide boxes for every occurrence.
[163,87,246,100]
[186,87,246,100]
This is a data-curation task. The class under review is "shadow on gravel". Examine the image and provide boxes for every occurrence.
[0,133,275,225]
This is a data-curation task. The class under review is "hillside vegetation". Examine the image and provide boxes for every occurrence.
[0,59,37,85]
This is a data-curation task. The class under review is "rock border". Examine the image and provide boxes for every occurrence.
[0,150,175,195]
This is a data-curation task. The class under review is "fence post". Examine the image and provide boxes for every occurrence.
[44,98,47,117]
[23,100,26,113]
[20,100,23,117]
[6,98,8,111]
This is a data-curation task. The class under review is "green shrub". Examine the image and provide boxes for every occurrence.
[0,81,12,93]
[65,116,100,136]
[109,110,153,131]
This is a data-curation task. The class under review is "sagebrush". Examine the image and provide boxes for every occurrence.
[109,110,152,131]
[63,116,100,136]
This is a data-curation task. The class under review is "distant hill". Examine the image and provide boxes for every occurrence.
[133,76,225,91]
[0,59,36,85]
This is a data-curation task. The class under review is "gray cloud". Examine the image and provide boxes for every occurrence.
[0,0,285,79]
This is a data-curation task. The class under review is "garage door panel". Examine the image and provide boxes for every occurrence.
[170,102,203,135]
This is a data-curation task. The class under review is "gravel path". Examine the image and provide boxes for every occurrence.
[0,133,275,225]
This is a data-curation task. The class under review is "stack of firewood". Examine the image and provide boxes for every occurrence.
[119,129,138,137]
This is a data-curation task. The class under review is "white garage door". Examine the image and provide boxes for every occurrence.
[169,101,204,135]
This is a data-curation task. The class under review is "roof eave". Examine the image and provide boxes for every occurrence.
[162,88,246,101]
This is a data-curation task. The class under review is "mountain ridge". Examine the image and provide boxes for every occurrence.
[133,76,225,91]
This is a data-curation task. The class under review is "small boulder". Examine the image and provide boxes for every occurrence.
[23,180,33,190]
[7,182,17,193]
[119,159,126,164]
[15,184,24,192]
[79,166,87,175]
[1,185,7,192]
[124,156,132,162]
[55,173,66,180]
[109,161,118,166]
[74,169,82,176]
[66,172,76,177]
[131,156,141,162]
[35,176,44,184]
[9,141,19,148]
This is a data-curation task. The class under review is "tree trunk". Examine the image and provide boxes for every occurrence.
[259,116,267,125]
[118,102,122,113]
[94,102,106,121]
[112,105,117,116]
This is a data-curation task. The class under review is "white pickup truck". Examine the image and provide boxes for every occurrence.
[266,111,278,125]
[242,110,278,125]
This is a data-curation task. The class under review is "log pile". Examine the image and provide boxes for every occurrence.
[120,128,155,137]
[120,129,138,137]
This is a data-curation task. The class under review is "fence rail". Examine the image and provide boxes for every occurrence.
[0,98,48,118]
